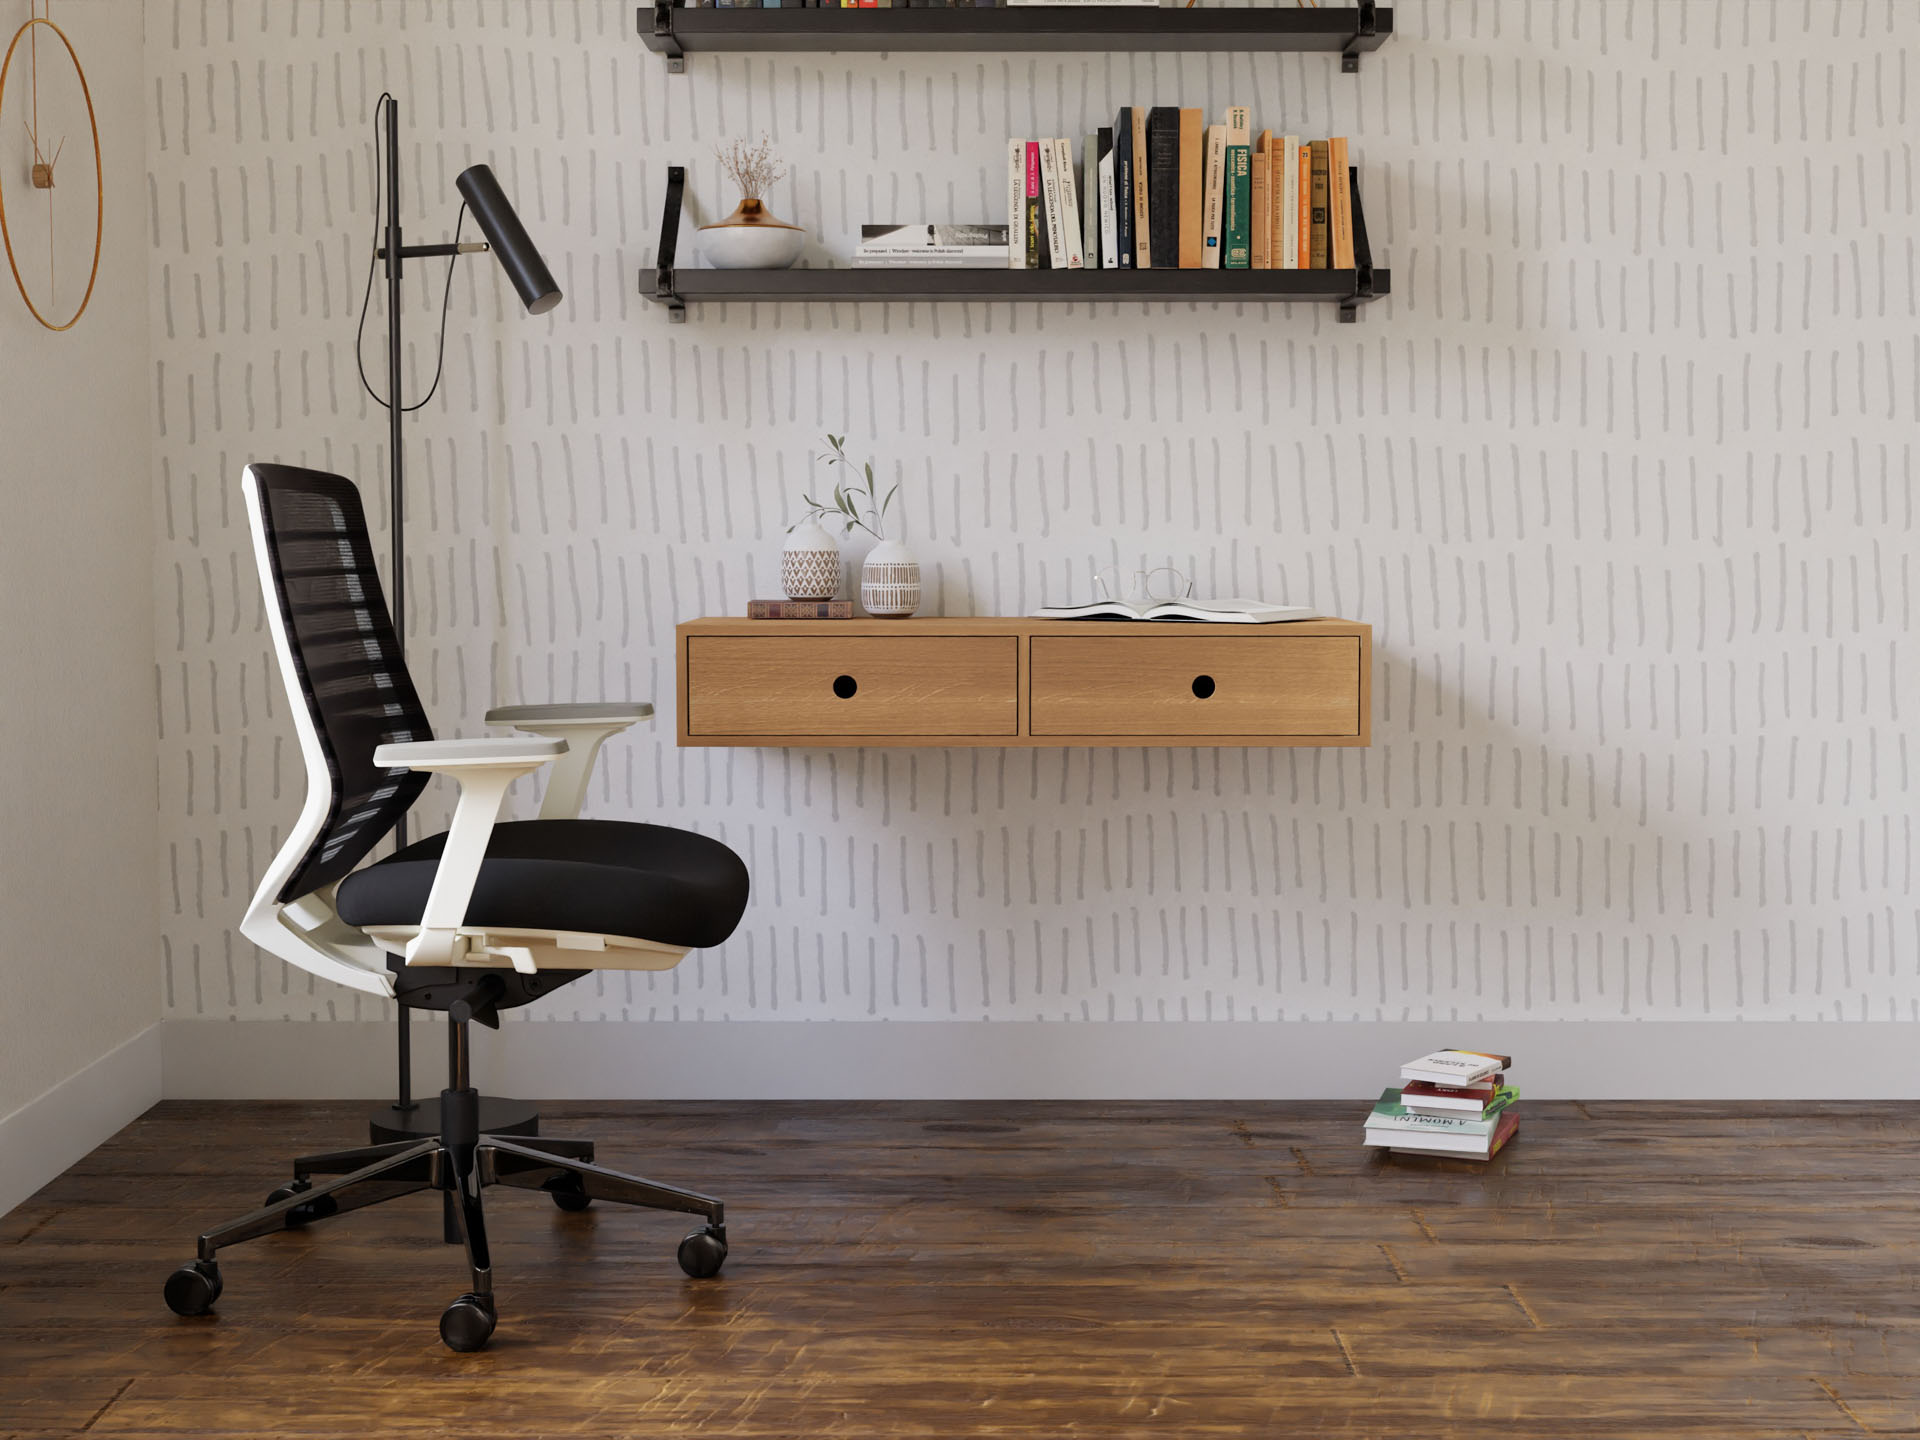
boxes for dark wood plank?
[1,1100,1914,1437]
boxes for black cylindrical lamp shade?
[455,164,562,315]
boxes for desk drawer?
[686,635,1019,737]
[1029,634,1362,737]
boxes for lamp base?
[368,1096,541,1143]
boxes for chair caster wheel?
[266,1178,333,1227]
[549,1182,592,1213]
[677,1226,727,1278]
[439,1293,496,1352]
[163,1259,222,1316]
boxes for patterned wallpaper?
[149,0,1920,1025]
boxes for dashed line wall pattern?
[147,0,1920,1025]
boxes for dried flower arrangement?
[716,136,787,201]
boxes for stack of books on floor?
[854,225,1010,268]
[1007,112,1368,272]
[1363,1050,1519,1161]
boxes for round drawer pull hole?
[832,675,859,699]
[1191,675,1217,699]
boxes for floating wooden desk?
[675,618,1371,748]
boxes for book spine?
[1250,132,1271,270]
[1053,137,1085,269]
[1296,141,1311,268]
[1007,138,1027,269]
[1177,108,1203,269]
[1278,136,1300,269]
[1223,143,1251,268]
[1097,127,1118,270]
[747,601,854,620]
[1329,136,1355,270]
[1112,109,1135,269]
[1146,108,1180,269]
[1082,132,1100,268]
[1200,124,1226,269]
[1025,141,1042,269]
[1308,139,1330,269]
[1038,139,1066,269]
[1131,108,1153,268]
[1348,166,1373,272]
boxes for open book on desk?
[1030,597,1321,624]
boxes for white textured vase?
[860,540,921,619]
[781,521,841,601]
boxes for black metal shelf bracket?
[648,2,685,73]
[1342,0,1379,72]
[655,166,687,322]
[1338,264,1376,324]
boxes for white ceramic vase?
[860,540,921,619]
[781,521,841,601]
[699,197,806,270]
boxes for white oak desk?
[675,618,1371,748]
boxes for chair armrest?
[375,737,568,773]
[485,702,653,726]
[484,702,654,821]
[373,737,567,966]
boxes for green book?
[1222,143,1252,269]
[1365,1087,1519,1136]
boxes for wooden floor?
[2,1100,1916,1438]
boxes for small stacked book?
[1363,1049,1519,1161]
[855,225,1010,268]
[747,600,853,619]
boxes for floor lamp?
[361,92,563,1144]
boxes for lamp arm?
[377,240,490,261]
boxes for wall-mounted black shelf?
[649,265,1389,320]
[639,3,1390,74]
[646,169,1386,322]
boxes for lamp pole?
[381,94,416,1124]
[358,95,560,1147]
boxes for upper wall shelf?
[638,3,1392,74]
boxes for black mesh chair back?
[248,463,432,902]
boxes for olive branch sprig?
[791,435,898,541]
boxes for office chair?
[162,463,750,1352]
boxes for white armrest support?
[374,736,567,966]
[484,702,654,821]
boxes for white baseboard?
[160,1019,1920,1101]
[0,1024,163,1217]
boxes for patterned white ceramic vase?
[781,520,841,601]
[860,540,921,618]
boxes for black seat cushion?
[335,820,749,951]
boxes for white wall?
[143,2,1920,1090]
[0,0,158,1207]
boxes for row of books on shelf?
[851,118,1368,273]
[1011,113,1367,272]
[1362,1049,1519,1162]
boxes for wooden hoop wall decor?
[0,15,103,331]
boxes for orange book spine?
[1328,136,1355,269]
[1250,134,1271,270]
[1296,142,1312,269]
[1177,108,1204,268]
